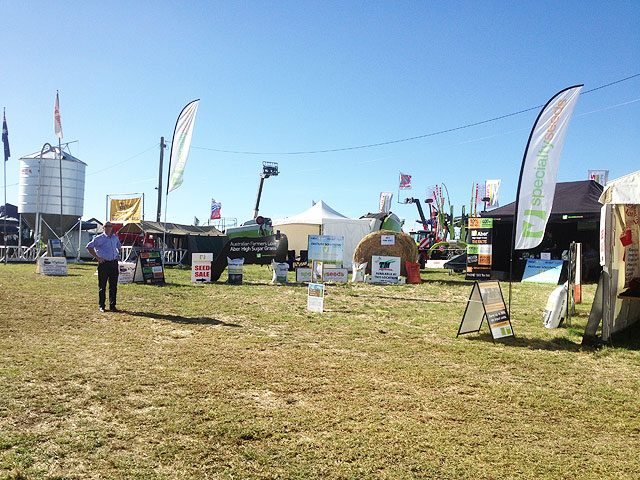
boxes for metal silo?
[18,143,86,239]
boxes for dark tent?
[481,180,603,280]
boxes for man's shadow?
[123,310,241,327]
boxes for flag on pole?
[485,179,501,207]
[194,216,200,226]
[2,110,9,162]
[54,91,63,139]
[399,172,412,190]
[210,199,222,220]
[379,192,393,214]
[167,99,200,193]
[514,85,583,250]
[588,169,609,186]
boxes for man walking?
[86,222,122,312]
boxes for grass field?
[1,263,639,479]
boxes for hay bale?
[353,230,418,276]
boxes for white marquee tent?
[272,201,373,266]
[585,170,640,343]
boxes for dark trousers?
[98,260,119,308]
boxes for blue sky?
[1,1,639,229]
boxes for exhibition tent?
[273,201,372,266]
[584,170,640,343]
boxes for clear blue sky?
[2,1,639,229]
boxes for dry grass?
[1,263,639,479]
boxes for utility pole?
[156,137,165,222]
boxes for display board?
[521,259,564,284]
[458,281,514,340]
[296,267,312,283]
[308,235,344,265]
[134,251,165,284]
[466,218,493,280]
[371,255,401,283]
[37,256,68,276]
[323,268,348,282]
[210,234,288,282]
[118,262,136,284]
[307,283,325,312]
[48,238,65,257]
[191,252,213,283]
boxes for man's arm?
[87,247,105,263]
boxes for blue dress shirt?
[86,233,122,261]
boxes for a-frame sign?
[458,281,514,341]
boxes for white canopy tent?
[273,201,373,266]
[585,170,640,343]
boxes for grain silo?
[18,143,86,239]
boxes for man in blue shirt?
[87,222,122,312]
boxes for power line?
[189,73,640,156]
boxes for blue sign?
[308,235,344,265]
[522,259,564,284]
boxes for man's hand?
[97,257,106,264]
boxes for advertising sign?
[110,197,142,223]
[371,255,401,283]
[118,262,136,284]
[47,238,65,257]
[521,259,564,284]
[37,256,68,276]
[323,268,348,282]
[381,235,395,246]
[307,283,325,313]
[588,169,609,186]
[191,252,213,283]
[466,217,493,280]
[308,235,344,265]
[458,281,514,340]
[296,267,312,283]
[134,251,165,284]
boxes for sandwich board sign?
[458,281,514,340]
[118,262,136,284]
[307,283,325,312]
[36,256,68,276]
[191,252,213,283]
[134,251,165,284]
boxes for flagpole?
[3,108,8,264]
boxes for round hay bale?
[353,230,418,276]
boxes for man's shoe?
[109,306,119,312]
[99,307,106,313]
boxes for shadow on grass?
[463,332,585,352]
[124,310,241,327]
[347,293,465,304]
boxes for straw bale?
[353,230,418,276]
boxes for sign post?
[134,251,165,284]
[191,252,213,283]
[458,281,514,341]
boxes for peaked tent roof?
[273,201,348,225]
[482,180,603,218]
[599,170,640,205]
[118,221,225,236]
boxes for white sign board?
[308,235,344,265]
[118,262,136,284]
[296,267,312,283]
[323,268,348,282]
[381,235,395,246]
[192,252,214,283]
[371,255,401,283]
[307,283,325,313]
[37,257,68,276]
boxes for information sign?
[521,259,564,284]
[37,256,68,276]
[307,283,325,312]
[191,252,213,283]
[381,235,395,246]
[458,281,514,340]
[323,268,348,282]
[308,235,344,265]
[47,238,65,257]
[371,255,401,283]
[118,262,136,284]
[466,218,493,280]
[134,251,165,284]
[296,267,312,283]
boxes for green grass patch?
[1,263,639,479]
